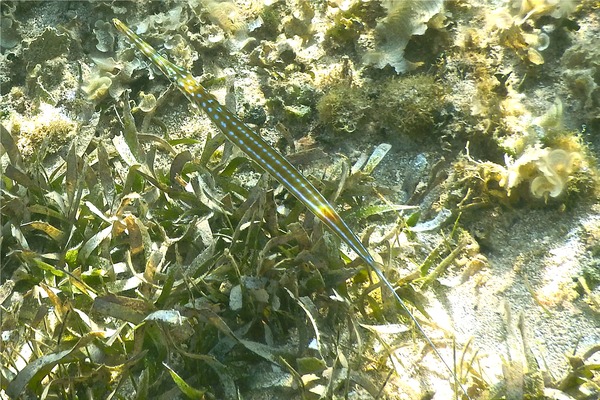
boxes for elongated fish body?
[113,19,470,399]
[112,18,374,267]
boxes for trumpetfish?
[112,18,470,398]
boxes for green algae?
[316,74,447,138]
[377,74,447,137]
[316,83,369,134]
[324,0,384,53]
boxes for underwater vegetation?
[317,74,448,139]
[323,0,385,53]
[562,41,600,117]
[1,0,599,399]
[362,0,446,73]
[377,74,447,137]
[8,103,77,158]
[504,146,584,199]
[316,82,370,134]
[451,130,595,207]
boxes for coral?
[83,22,157,105]
[485,4,558,68]
[449,156,510,207]
[483,0,576,71]
[325,15,362,52]
[163,34,196,69]
[190,0,267,50]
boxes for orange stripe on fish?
[112,18,471,399]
